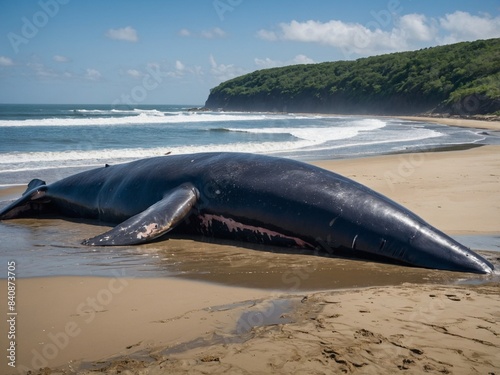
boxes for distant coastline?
[189,107,500,131]
[204,38,500,119]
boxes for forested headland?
[205,38,500,116]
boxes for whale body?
[0,152,493,274]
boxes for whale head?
[327,198,495,274]
[402,225,494,274]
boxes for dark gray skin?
[0,152,494,274]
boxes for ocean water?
[0,104,499,283]
[0,103,496,186]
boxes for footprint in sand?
[445,294,461,301]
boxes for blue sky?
[0,0,499,105]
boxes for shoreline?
[1,145,499,283]
[394,115,500,131]
[232,110,500,130]
[1,126,499,373]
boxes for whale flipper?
[0,179,49,219]
[82,183,199,246]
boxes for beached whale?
[0,152,493,274]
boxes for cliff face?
[205,39,500,116]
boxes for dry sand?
[1,279,499,375]
[1,142,499,374]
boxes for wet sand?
[1,144,499,374]
[1,278,499,375]
[396,115,500,131]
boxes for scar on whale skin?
[137,223,160,240]
[198,213,314,248]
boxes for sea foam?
[0,112,296,127]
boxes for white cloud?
[26,60,76,80]
[254,54,315,69]
[164,60,204,79]
[147,62,161,70]
[209,54,246,82]
[438,11,500,44]
[257,11,500,57]
[256,29,278,41]
[192,65,204,76]
[26,59,97,81]
[0,56,14,66]
[178,28,191,37]
[85,68,102,81]
[53,55,70,63]
[105,26,138,42]
[201,27,226,39]
[254,57,277,69]
[397,14,437,42]
[28,62,57,78]
[166,60,186,78]
[127,69,143,78]
[291,54,315,65]
[179,27,226,39]
[175,60,185,71]
[258,19,406,56]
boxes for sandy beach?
[1,119,499,374]
[397,115,500,131]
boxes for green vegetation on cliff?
[205,38,500,115]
